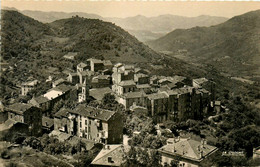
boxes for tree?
[102,93,116,105]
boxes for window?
[108,157,114,163]
[80,122,82,128]
[85,120,88,125]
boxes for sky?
[2,1,260,18]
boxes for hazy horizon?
[2,1,260,18]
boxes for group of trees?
[129,132,167,149]
[123,147,161,167]
[8,133,102,166]
[88,93,125,112]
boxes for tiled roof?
[147,92,168,100]
[125,65,135,70]
[53,78,65,84]
[54,108,72,118]
[63,52,77,60]
[193,78,208,85]
[89,87,113,101]
[77,62,88,68]
[165,86,194,96]
[53,84,73,93]
[123,91,147,99]
[92,75,110,81]
[44,90,63,100]
[42,116,54,128]
[91,144,130,166]
[103,60,113,66]
[114,63,124,68]
[70,105,116,121]
[136,84,151,89]
[159,138,217,162]
[87,58,103,64]
[31,96,49,104]
[21,80,38,86]
[6,103,34,115]
[196,88,210,94]
[79,70,95,76]
[119,80,136,87]
[69,72,78,76]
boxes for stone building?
[67,72,79,85]
[5,103,42,136]
[112,80,136,95]
[91,75,111,88]
[147,92,169,123]
[29,95,50,113]
[193,78,216,103]
[117,91,147,109]
[134,73,150,84]
[54,105,123,144]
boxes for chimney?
[178,136,180,142]
[107,145,110,150]
[197,145,200,152]
[200,151,203,158]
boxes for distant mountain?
[21,10,102,23]
[106,14,228,33]
[1,10,205,89]
[148,10,260,80]
[19,10,228,42]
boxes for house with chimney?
[91,144,130,167]
[159,138,218,167]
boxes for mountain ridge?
[17,9,228,42]
[147,9,260,80]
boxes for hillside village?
[0,56,244,167]
[1,8,260,167]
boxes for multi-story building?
[134,73,150,84]
[5,103,42,136]
[193,78,216,103]
[112,80,136,95]
[117,91,147,109]
[21,80,38,96]
[67,72,79,85]
[54,105,123,144]
[147,92,169,123]
[91,75,111,88]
